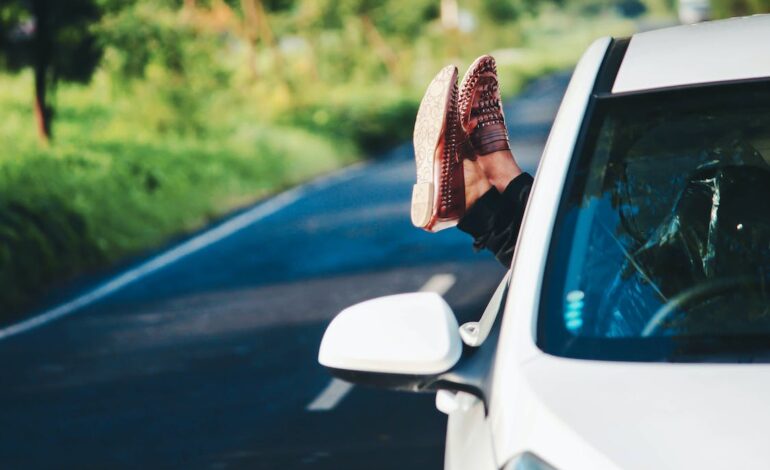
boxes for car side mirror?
[318,292,463,391]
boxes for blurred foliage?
[97,2,231,134]
[711,0,770,17]
[0,0,642,318]
[0,0,102,140]
[0,70,353,317]
[0,0,101,81]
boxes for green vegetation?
[0,0,102,142]
[711,0,770,18]
[0,71,353,317]
[0,0,645,318]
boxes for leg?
[458,55,523,194]
[464,158,492,210]
[454,55,533,267]
[411,54,531,255]
[476,149,522,194]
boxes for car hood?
[522,355,770,469]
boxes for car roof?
[613,14,770,93]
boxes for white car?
[678,0,711,24]
[318,16,770,470]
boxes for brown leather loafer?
[411,65,470,232]
[458,55,511,156]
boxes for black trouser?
[457,173,533,268]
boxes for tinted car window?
[539,81,770,362]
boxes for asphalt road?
[0,72,568,469]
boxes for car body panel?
[444,393,498,470]
[613,15,770,93]
[524,356,770,469]
[490,36,612,467]
[485,17,770,469]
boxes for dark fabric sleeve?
[457,172,534,268]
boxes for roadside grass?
[0,12,636,320]
[0,73,354,318]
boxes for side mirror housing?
[318,292,462,391]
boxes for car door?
[442,272,512,470]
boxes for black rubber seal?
[593,37,631,95]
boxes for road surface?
[0,73,568,469]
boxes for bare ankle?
[464,159,492,210]
[478,149,522,193]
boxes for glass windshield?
[538,81,770,362]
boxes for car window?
[538,80,770,362]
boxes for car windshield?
[538,81,770,362]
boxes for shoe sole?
[411,65,458,229]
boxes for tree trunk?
[440,0,461,58]
[252,0,292,91]
[31,0,53,143]
[240,0,260,78]
[441,0,459,30]
[360,15,402,84]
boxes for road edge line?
[0,161,370,341]
[306,379,355,412]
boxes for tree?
[0,0,102,143]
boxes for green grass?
[0,72,355,317]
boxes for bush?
[281,91,419,154]
[0,72,354,318]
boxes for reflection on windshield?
[539,82,770,362]
[599,164,770,338]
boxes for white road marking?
[307,272,457,412]
[0,163,369,341]
[306,379,354,412]
[419,273,457,296]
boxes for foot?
[458,55,511,155]
[411,65,469,232]
[459,55,522,192]
[464,159,492,209]
[477,149,522,193]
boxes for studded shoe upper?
[458,55,511,156]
